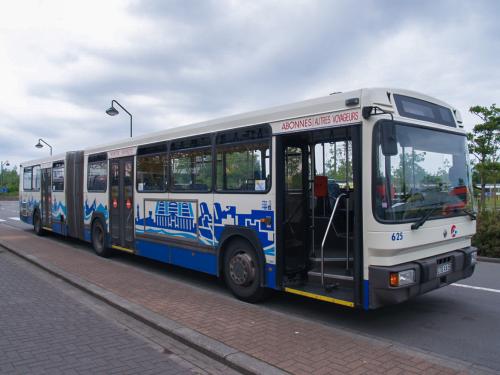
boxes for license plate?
[437,262,452,276]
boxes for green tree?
[467,104,500,211]
[0,165,19,196]
[393,150,428,195]
[482,161,500,211]
[285,147,303,189]
[326,141,352,184]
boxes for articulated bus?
[20,88,477,309]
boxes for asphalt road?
[1,200,499,373]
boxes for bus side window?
[52,161,65,192]
[23,167,33,191]
[216,142,270,192]
[136,153,167,192]
[170,148,211,192]
[88,160,108,192]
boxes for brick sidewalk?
[0,250,232,375]
[0,226,470,375]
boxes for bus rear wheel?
[223,239,266,303]
[91,220,112,258]
[33,211,44,236]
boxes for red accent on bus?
[444,186,467,214]
[376,184,395,201]
[450,186,467,203]
[314,176,328,198]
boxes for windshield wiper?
[411,205,442,230]
[458,208,477,220]
[411,204,476,230]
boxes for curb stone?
[0,241,289,375]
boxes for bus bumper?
[368,246,477,309]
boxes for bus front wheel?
[223,239,266,303]
[91,220,112,258]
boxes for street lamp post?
[0,160,10,188]
[35,138,53,156]
[106,100,133,138]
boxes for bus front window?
[373,121,475,223]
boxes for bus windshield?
[373,121,475,223]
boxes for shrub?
[472,210,500,258]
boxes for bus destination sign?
[272,109,360,134]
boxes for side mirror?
[381,123,398,156]
[362,106,373,119]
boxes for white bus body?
[20,88,477,309]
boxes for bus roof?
[21,153,68,168]
[22,87,462,165]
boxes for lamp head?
[35,141,43,149]
[106,106,119,116]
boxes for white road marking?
[0,219,5,222]
[452,283,500,294]
[8,217,20,221]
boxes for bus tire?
[223,238,266,303]
[33,211,44,236]
[91,219,112,258]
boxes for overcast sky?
[0,0,499,170]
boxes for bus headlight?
[389,269,415,287]
[470,251,477,265]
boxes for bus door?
[281,135,310,275]
[109,157,135,251]
[309,128,355,281]
[278,125,362,306]
[41,167,52,229]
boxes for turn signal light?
[389,270,416,287]
[390,273,399,287]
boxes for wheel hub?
[229,252,255,286]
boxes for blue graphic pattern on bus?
[26,196,38,212]
[84,199,109,222]
[20,196,38,219]
[135,201,197,241]
[135,201,275,261]
[52,198,67,219]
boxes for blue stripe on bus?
[83,228,91,242]
[170,246,217,275]
[135,238,217,276]
[363,280,370,310]
[135,239,169,263]
[265,264,277,289]
[20,215,32,224]
[51,222,66,235]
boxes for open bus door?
[277,125,363,308]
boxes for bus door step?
[308,271,353,281]
[334,233,354,240]
[284,284,355,308]
[309,256,353,263]
[307,270,354,291]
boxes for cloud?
[0,0,499,169]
